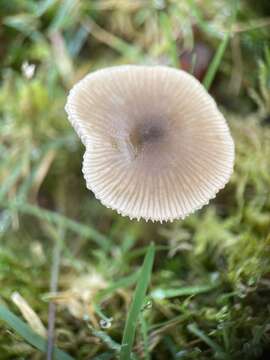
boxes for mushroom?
[65,65,234,222]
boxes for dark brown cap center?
[130,122,165,149]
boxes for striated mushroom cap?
[65,65,234,222]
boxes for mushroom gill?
[65,65,234,222]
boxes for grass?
[120,243,155,360]
[202,32,230,90]
[0,305,73,360]
[1,0,270,359]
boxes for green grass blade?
[120,243,155,360]
[202,0,238,90]
[90,326,121,352]
[82,18,141,61]
[139,313,150,360]
[4,200,109,250]
[0,305,74,360]
[35,0,55,17]
[162,336,179,359]
[202,32,230,90]
[151,283,218,300]
[0,158,26,202]
[17,135,76,202]
[187,323,226,358]
[159,12,179,67]
[49,0,75,32]
[92,352,115,360]
[97,271,139,299]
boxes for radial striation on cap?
[65,65,234,222]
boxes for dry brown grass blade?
[11,292,47,338]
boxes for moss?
[1,1,270,359]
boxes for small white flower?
[22,61,36,79]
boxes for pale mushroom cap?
[65,65,234,222]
